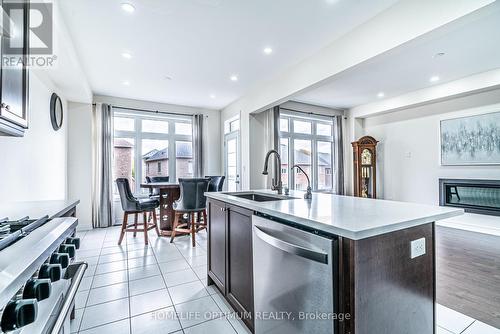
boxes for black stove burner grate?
[0,216,50,251]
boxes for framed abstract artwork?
[440,111,500,165]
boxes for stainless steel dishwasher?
[252,215,336,334]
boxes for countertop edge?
[49,199,81,219]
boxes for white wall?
[0,73,68,202]
[67,102,93,230]
[362,89,500,205]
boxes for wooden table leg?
[159,187,180,236]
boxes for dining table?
[140,182,180,236]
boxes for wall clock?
[50,93,63,131]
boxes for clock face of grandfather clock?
[352,136,378,198]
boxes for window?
[280,138,289,188]
[279,112,337,192]
[317,123,332,136]
[175,122,192,135]
[113,109,194,195]
[113,137,135,193]
[280,118,289,132]
[224,117,240,134]
[230,119,240,132]
[317,141,333,190]
[293,120,311,134]
[294,139,311,190]
[176,141,193,179]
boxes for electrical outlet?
[410,238,426,259]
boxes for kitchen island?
[205,190,462,334]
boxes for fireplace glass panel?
[446,185,500,210]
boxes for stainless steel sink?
[225,192,297,202]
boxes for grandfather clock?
[352,136,378,198]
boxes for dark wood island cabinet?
[207,199,254,331]
[205,191,461,334]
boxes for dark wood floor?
[436,225,500,329]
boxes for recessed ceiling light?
[433,52,445,58]
[123,80,130,86]
[230,75,238,82]
[325,0,339,4]
[121,52,132,59]
[263,47,273,55]
[377,92,385,98]
[210,94,216,99]
[121,3,135,13]
[429,75,440,83]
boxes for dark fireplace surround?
[439,178,500,216]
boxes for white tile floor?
[436,304,500,334]
[72,226,500,334]
[71,226,250,334]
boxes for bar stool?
[206,176,225,192]
[170,178,210,247]
[116,178,161,245]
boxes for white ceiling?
[58,0,400,109]
[294,2,500,109]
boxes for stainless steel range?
[0,211,86,334]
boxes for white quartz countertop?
[205,190,463,240]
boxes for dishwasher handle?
[253,226,328,264]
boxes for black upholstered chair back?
[116,178,137,212]
[206,176,225,192]
[146,176,170,196]
[149,176,170,183]
[175,178,210,212]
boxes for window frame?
[113,108,193,195]
[279,112,336,192]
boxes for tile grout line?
[149,230,185,333]
[459,320,476,334]
[76,229,236,333]
[126,230,133,334]
[76,229,111,333]
[172,232,239,333]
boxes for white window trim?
[279,112,335,192]
[113,109,193,195]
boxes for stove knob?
[39,263,62,282]
[23,278,51,301]
[0,299,38,332]
[59,244,76,258]
[50,253,69,269]
[65,237,80,249]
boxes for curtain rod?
[93,103,195,117]
[279,107,340,117]
[113,105,195,117]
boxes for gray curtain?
[91,103,114,228]
[192,114,204,177]
[263,107,280,188]
[335,115,345,195]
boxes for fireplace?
[439,179,500,216]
